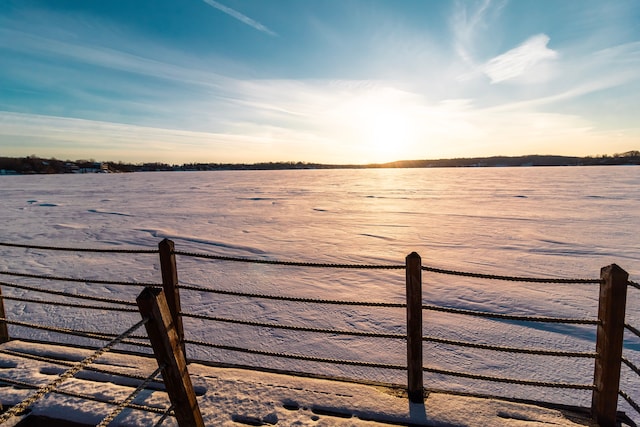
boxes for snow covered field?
[0,340,597,426]
[1,166,639,425]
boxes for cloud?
[202,0,277,36]
[483,34,559,83]
[0,110,334,163]
[451,0,507,66]
[2,4,637,164]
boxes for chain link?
[423,365,595,390]
[623,356,640,378]
[173,249,404,269]
[0,280,137,306]
[1,240,605,284]
[184,338,406,370]
[619,390,640,417]
[628,280,640,291]
[0,348,163,383]
[0,237,626,411]
[423,303,599,325]
[0,349,167,425]
[1,295,138,313]
[96,364,165,427]
[153,404,175,427]
[0,270,158,287]
[178,284,406,308]
[422,335,596,358]
[0,241,158,253]
[181,312,595,357]
[181,312,405,339]
[626,323,640,340]
[422,265,601,284]
[0,375,169,415]
[1,317,152,347]
[0,319,147,424]
[173,249,601,283]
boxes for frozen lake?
[2,166,638,275]
[1,166,639,416]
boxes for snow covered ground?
[0,340,597,426]
[0,166,639,425]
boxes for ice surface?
[0,166,639,425]
[0,340,596,426]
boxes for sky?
[0,0,639,165]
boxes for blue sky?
[1,0,639,164]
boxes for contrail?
[202,0,277,36]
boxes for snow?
[0,166,639,425]
[0,340,594,426]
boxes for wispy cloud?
[2,3,638,164]
[0,111,307,162]
[202,0,277,36]
[483,34,559,83]
[451,0,506,66]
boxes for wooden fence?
[0,238,637,427]
[153,239,632,426]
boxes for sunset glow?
[1,1,639,164]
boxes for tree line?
[1,151,639,174]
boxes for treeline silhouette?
[1,151,639,174]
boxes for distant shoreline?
[1,151,639,174]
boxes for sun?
[367,107,415,160]
[338,87,423,163]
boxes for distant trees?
[1,152,639,175]
[0,156,66,173]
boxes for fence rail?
[0,269,159,287]
[0,238,638,427]
[0,318,151,425]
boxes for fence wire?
[423,303,598,325]
[1,238,633,423]
[0,270,158,287]
[0,376,171,415]
[423,365,595,390]
[621,355,640,419]
[422,335,596,358]
[173,250,404,269]
[181,311,405,339]
[153,404,175,427]
[422,265,601,284]
[0,348,164,384]
[626,324,640,341]
[0,240,609,286]
[619,390,640,418]
[0,241,158,254]
[180,311,595,358]
[1,295,138,313]
[178,283,405,308]
[1,317,151,348]
[184,338,406,371]
[623,357,640,378]
[0,318,148,424]
[173,248,601,283]
[0,280,137,307]
[96,364,165,427]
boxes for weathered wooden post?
[0,285,9,343]
[159,238,185,356]
[592,264,629,427]
[137,287,205,427]
[406,252,424,403]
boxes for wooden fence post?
[592,264,629,427]
[137,287,205,427]
[0,285,9,343]
[159,239,185,356]
[406,252,424,403]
